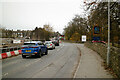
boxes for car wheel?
[22,54,26,58]
[45,50,48,55]
[52,46,54,49]
[37,50,41,58]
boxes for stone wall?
[84,42,120,78]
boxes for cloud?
[1,0,84,33]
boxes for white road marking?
[73,45,81,79]
[73,62,80,78]
[61,45,64,49]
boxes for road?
[2,42,81,78]
[2,42,112,78]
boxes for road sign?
[92,36,100,41]
[94,26,100,34]
[82,35,86,42]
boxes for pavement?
[1,42,113,78]
[75,44,112,78]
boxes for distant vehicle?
[60,35,64,40]
[21,41,48,58]
[44,41,55,49]
[0,43,8,48]
[52,39,59,46]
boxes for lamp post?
[107,0,110,66]
[84,0,111,66]
[118,1,120,47]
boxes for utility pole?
[118,1,120,47]
[107,0,110,66]
[84,0,111,66]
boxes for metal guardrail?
[0,46,21,54]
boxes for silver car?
[45,41,55,49]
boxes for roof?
[24,41,42,43]
[45,41,52,43]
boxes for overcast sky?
[0,0,85,33]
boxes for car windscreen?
[45,42,52,44]
[38,43,43,45]
[45,42,49,44]
[24,43,36,45]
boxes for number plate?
[26,50,31,52]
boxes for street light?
[84,0,111,66]
[107,0,110,67]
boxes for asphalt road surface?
[2,42,112,79]
[2,42,81,78]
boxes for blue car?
[21,41,48,58]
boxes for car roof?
[45,41,52,42]
[24,41,42,43]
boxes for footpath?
[75,44,113,78]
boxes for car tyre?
[22,54,26,58]
[37,50,41,58]
[45,50,48,55]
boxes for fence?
[0,46,21,54]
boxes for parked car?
[21,41,48,58]
[52,39,59,46]
[44,41,55,49]
[0,43,8,48]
